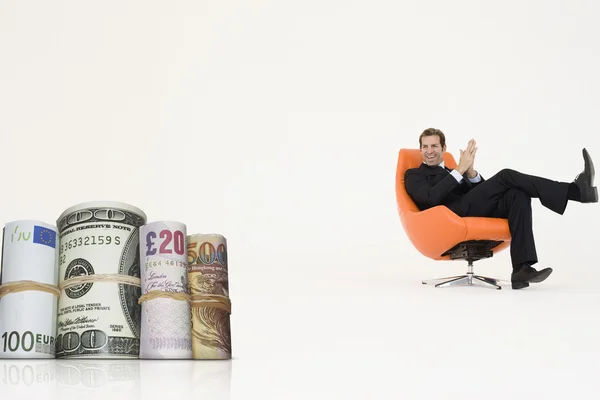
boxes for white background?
[1,0,600,399]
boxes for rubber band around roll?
[0,280,61,299]
[59,273,141,291]
[138,290,191,304]
[137,291,232,313]
[190,294,232,314]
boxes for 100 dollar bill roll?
[139,221,192,359]
[0,220,59,359]
[55,201,146,359]
[187,233,232,360]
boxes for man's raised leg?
[457,148,598,216]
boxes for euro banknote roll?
[0,220,60,359]
[187,233,232,360]
[138,221,192,359]
[55,201,146,359]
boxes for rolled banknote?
[138,221,192,359]
[0,220,60,359]
[55,201,146,359]
[187,234,232,360]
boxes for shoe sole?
[528,268,553,283]
[584,148,595,184]
[581,148,597,202]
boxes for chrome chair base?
[423,241,511,290]
[422,272,510,290]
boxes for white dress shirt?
[438,160,482,184]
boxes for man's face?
[420,135,445,166]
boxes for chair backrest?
[395,149,457,214]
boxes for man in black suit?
[404,128,598,289]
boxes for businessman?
[404,128,598,289]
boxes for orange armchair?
[395,149,512,289]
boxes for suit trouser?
[448,168,570,268]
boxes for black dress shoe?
[574,148,598,203]
[511,266,553,289]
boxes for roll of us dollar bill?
[187,233,232,360]
[0,220,60,359]
[138,221,192,359]
[55,201,146,359]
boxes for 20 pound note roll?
[139,221,192,359]
[187,234,232,360]
[0,221,59,358]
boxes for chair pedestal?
[422,240,510,290]
[422,266,507,289]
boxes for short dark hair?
[419,128,446,148]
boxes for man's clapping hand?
[457,139,477,176]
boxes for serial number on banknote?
[145,260,188,268]
[59,235,122,266]
[60,235,121,253]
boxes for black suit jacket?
[404,163,485,212]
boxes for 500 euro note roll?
[0,220,59,359]
[55,201,146,359]
[139,221,191,359]
[187,234,231,360]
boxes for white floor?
[2,270,599,400]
